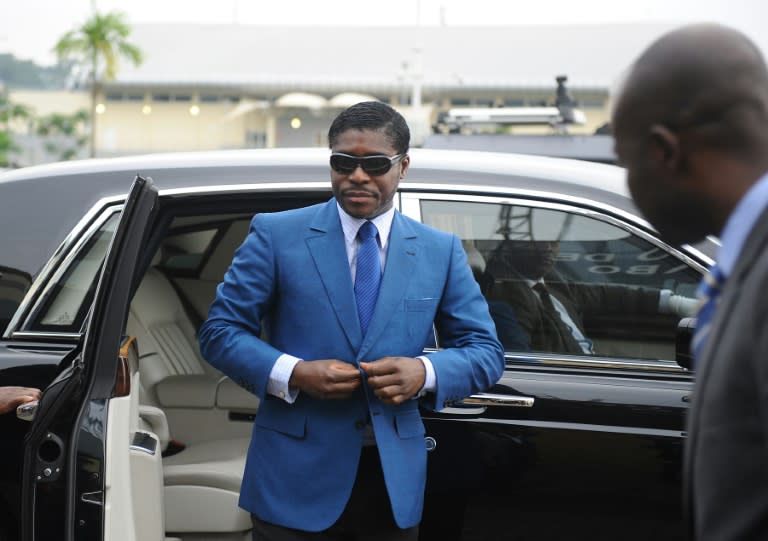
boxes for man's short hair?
[615,24,768,158]
[328,101,410,155]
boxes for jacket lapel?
[305,200,362,350]
[358,213,419,359]
[692,207,768,411]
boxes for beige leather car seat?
[128,264,217,406]
[127,254,253,535]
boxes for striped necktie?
[691,266,725,364]
[355,221,381,335]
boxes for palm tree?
[53,11,143,158]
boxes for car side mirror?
[676,317,696,371]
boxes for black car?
[0,148,715,541]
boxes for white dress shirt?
[266,204,436,403]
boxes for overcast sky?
[2,0,766,66]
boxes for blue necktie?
[355,221,381,335]
[691,266,725,363]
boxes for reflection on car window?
[421,199,702,361]
[31,213,120,332]
[0,265,32,335]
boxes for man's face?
[496,240,560,280]
[613,115,711,247]
[330,128,409,219]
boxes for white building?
[10,22,676,163]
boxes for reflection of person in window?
[465,243,531,352]
[483,239,696,355]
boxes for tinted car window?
[28,213,120,333]
[420,199,701,359]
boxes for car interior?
[121,197,326,540]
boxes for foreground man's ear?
[649,124,682,171]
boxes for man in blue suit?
[199,101,504,540]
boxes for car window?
[159,228,219,273]
[28,213,120,333]
[157,214,256,277]
[420,199,702,361]
[0,265,33,335]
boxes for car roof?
[0,147,636,278]
[0,147,627,195]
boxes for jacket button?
[355,420,366,430]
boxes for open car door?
[21,176,160,541]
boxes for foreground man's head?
[612,23,768,246]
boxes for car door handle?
[460,393,535,407]
[16,400,39,422]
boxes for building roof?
[113,23,678,93]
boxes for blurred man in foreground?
[613,23,768,540]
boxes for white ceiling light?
[328,92,378,108]
[275,92,328,109]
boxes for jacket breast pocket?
[405,298,439,312]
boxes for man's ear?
[648,124,682,170]
[399,155,410,178]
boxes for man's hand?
[360,357,426,405]
[0,386,41,415]
[289,360,361,400]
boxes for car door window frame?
[400,191,708,373]
[7,201,124,340]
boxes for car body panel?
[423,359,690,540]
[21,177,158,541]
[0,148,716,283]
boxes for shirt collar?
[717,170,768,278]
[336,203,396,248]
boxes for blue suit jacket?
[198,199,504,531]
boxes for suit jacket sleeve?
[554,279,661,317]
[198,214,284,399]
[421,234,505,411]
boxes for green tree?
[36,109,89,161]
[53,11,143,157]
[0,53,72,89]
[0,92,32,167]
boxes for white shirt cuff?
[658,289,698,317]
[267,354,302,403]
[658,289,672,312]
[418,355,436,395]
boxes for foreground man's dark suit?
[685,206,768,539]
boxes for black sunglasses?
[330,152,405,176]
